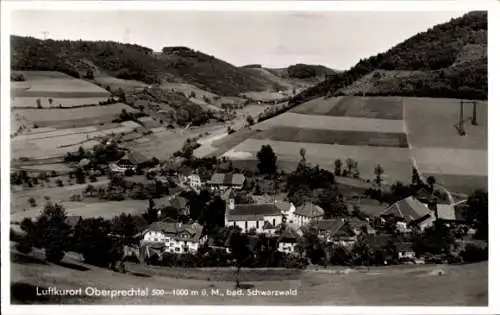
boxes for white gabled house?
[276,223,304,255]
[140,221,207,254]
[225,198,284,233]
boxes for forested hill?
[290,11,487,105]
[10,36,287,96]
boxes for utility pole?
[459,100,464,135]
[41,31,48,40]
[472,101,478,126]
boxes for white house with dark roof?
[209,173,246,190]
[141,221,207,254]
[290,202,325,227]
[225,198,283,233]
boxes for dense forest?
[10,37,283,96]
[290,11,487,104]
[286,64,338,79]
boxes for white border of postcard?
[1,1,499,314]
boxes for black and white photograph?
[0,0,494,311]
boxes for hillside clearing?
[12,103,137,129]
[12,122,140,160]
[11,96,110,108]
[292,96,403,120]
[11,71,110,97]
[93,75,148,91]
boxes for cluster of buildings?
[101,168,473,263]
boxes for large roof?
[382,196,432,222]
[210,173,245,186]
[436,200,468,221]
[294,202,324,218]
[277,223,303,242]
[123,150,150,164]
[144,221,204,242]
[309,219,354,237]
[226,203,282,221]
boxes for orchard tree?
[246,115,255,126]
[334,159,342,176]
[374,164,384,186]
[346,158,355,176]
[257,145,277,175]
[299,148,307,165]
[229,231,252,288]
[29,203,72,263]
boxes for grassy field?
[257,112,405,134]
[412,147,487,176]
[224,139,413,183]
[11,178,110,214]
[211,96,487,192]
[423,173,488,195]
[128,123,225,159]
[93,75,148,91]
[11,245,487,305]
[11,200,149,222]
[11,71,110,97]
[252,126,409,148]
[12,103,136,129]
[404,97,487,150]
[11,96,109,108]
[12,122,140,160]
[291,96,403,120]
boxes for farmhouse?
[209,173,246,190]
[309,219,358,247]
[141,221,206,254]
[225,198,283,233]
[381,196,434,231]
[290,202,325,227]
[346,217,376,235]
[178,169,202,190]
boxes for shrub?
[460,244,488,263]
[56,179,64,187]
[124,169,135,177]
[28,197,37,207]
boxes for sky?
[11,10,470,70]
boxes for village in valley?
[8,9,488,306]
